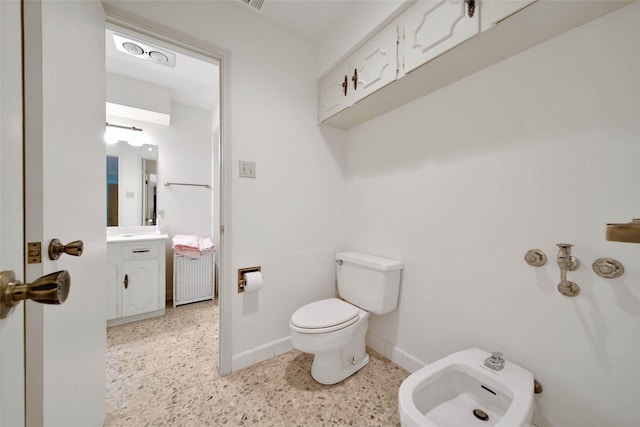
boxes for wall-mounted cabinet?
[107,235,167,326]
[402,0,479,74]
[318,24,400,123]
[319,0,631,129]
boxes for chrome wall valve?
[556,243,580,297]
[524,249,547,267]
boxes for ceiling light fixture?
[122,41,144,56]
[148,51,169,63]
[113,33,176,68]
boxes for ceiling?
[105,28,220,113]
[105,1,353,116]
[257,0,353,43]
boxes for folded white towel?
[172,235,199,249]
[172,235,216,258]
[199,237,216,253]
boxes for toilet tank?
[336,252,403,315]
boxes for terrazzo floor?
[105,300,410,426]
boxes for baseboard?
[231,336,293,372]
[365,331,425,373]
[107,308,166,327]
[230,332,427,375]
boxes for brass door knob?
[1,270,70,319]
[48,238,83,260]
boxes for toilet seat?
[290,298,360,334]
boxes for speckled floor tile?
[105,300,409,426]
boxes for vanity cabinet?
[318,24,400,122]
[107,236,167,326]
[402,0,479,74]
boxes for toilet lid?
[290,298,359,330]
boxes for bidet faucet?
[556,243,579,271]
[556,243,580,297]
[484,351,505,371]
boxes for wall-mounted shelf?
[606,219,640,244]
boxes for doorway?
[103,17,231,377]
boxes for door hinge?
[220,225,225,234]
[27,242,42,264]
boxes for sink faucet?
[484,351,505,371]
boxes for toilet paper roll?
[243,271,263,292]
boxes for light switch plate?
[239,160,256,178]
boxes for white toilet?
[289,252,403,385]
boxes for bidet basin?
[399,348,533,427]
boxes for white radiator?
[173,252,215,307]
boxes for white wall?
[157,103,214,299]
[102,1,348,362]
[340,3,640,427]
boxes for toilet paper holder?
[238,266,261,293]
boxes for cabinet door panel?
[318,63,350,122]
[122,259,159,317]
[351,24,399,103]
[404,0,479,74]
[480,0,537,32]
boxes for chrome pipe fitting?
[556,243,580,297]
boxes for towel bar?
[164,182,211,189]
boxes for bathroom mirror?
[106,142,158,226]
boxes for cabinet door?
[122,259,160,317]
[480,0,537,32]
[106,262,119,320]
[318,62,351,122]
[403,0,479,74]
[351,24,399,104]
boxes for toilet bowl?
[290,298,370,385]
[399,348,534,427]
[289,252,403,385]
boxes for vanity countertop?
[107,233,169,243]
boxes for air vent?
[238,0,267,14]
[112,34,176,68]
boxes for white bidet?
[398,348,534,427]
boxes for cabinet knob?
[352,68,358,90]
[124,274,129,289]
[342,74,348,96]
[465,0,475,18]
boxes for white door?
[403,0,479,74]
[23,1,106,426]
[0,1,26,426]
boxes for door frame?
[104,13,233,375]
